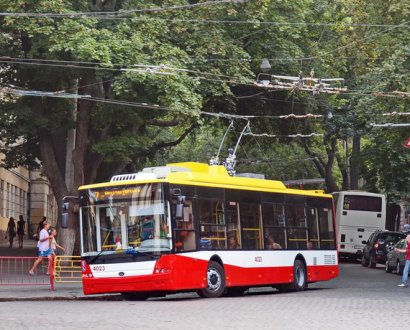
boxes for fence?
[54,256,82,283]
[0,255,82,289]
[0,256,51,286]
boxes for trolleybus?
[72,162,338,299]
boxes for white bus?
[332,191,386,259]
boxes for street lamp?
[260,58,271,72]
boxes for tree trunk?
[350,134,361,190]
[301,137,339,193]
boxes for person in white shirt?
[29,222,53,275]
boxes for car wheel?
[385,261,392,273]
[385,241,395,253]
[361,255,369,267]
[396,261,403,275]
[197,261,226,298]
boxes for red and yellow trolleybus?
[75,162,338,299]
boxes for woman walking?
[6,217,16,248]
[17,215,26,248]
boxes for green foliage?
[0,0,408,203]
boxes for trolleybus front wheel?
[197,261,226,298]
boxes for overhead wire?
[0,0,237,18]
[2,85,408,121]
[0,7,409,30]
[0,58,252,87]
[306,20,410,61]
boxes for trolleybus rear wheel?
[277,259,307,292]
[197,261,226,298]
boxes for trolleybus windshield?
[80,183,171,257]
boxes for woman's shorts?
[39,248,52,257]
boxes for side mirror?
[175,196,185,219]
[61,202,70,229]
[61,196,79,229]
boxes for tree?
[0,0,264,253]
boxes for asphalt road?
[0,261,408,330]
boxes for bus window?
[318,207,335,249]
[307,207,319,249]
[287,228,308,249]
[343,195,382,212]
[285,205,308,249]
[172,198,196,252]
[240,202,262,249]
[262,203,285,227]
[199,199,227,249]
[262,203,286,249]
[264,228,285,249]
[226,201,241,249]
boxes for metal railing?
[0,256,51,286]
[54,256,82,283]
[0,255,82,289]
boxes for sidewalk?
[0,235,121,301]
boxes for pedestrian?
[17,215,25,248]
[403,224,410,236]
[5,217,16,248]
[29,221,53,276]
[33,216,47,241]
[49,228,65,256]
[395,234,410,287]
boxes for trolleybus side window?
[240,202,262,249]
[318,207,336,249]
[262,202,285,249]
[306,207,319,249]
[173,197,196,252]
[198,199,227,249]
[226,201,241,249]
[285,204,308,250]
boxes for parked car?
[385,239,407,274]
[361,230,406,268]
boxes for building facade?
[0,163,57,238]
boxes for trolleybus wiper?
[88,250,105,264]
[126,248,159,260]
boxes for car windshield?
[80,183,171,256]
[379,233,405,242]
